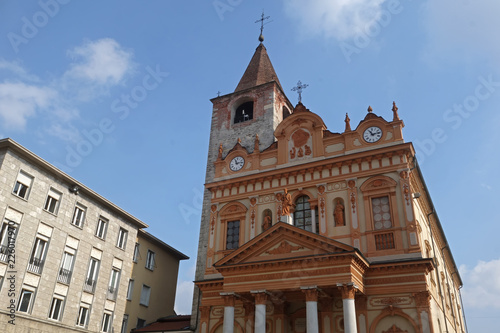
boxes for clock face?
[363,126,383,143]
[229,156,245,171]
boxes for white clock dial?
[363,126,383,143]
[229,156,245,171]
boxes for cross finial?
[255,10,271,42]
[291,80,308,103]
[217,91,221,97]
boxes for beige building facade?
[0,139,185,333]
[191,42,467,333]
[124,229,188,332]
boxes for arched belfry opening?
[234,101,254,124]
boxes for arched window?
[234,101,253,124]
[294,195,312,231]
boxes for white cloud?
[422,0,500,68]
[174,279,194,315]
[65,38,135,87]
[283,0,388,40]
[0,82,57,130]
[460,258,500,309]
[0,59,40,82]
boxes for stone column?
[252,291,268,333]
[337,284,358,333]
[301,287,319,333]
[221,293,236,333]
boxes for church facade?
[192,42,466,333]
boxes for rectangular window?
[13,170,33,199]
[372,196,392,230]
[145,250,155,270]
[72,204,86,228]
[116,228,128,249]
[18,288,35,313]
[48,295,64,320]
[44,188,62,214]
[107,268,120,301]
[226,220,240,250]
[121,314,129,333]
[57,248,75,284]
[101,311,113,333]
[95,217,108,239]
[28,235,48,274]
[137,318,146,329]
[84,257,100,293]
[133,243,140,262]
[0,220,18,262]
[140,285,151,306]
[77,305,90,327]
[126,279,134,300]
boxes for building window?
[57,249,75,284]
[372,196,392,230]
[101,311,113,333]
[145,250,155,270]
[234,101,254,123]
[137,318,146,329]
[13,171,33,199]
[28,235,48,274]
[225,220,240,250]
[84,257,100,293]
[0,219,18,262]
[71,204,86,228]
[126,279,134,300]
[140,285,151,306]
[107,268,120,301]
[44,188,62,214]
[133,243,140,263]
[18,288,35,313]
[76,305,90,327]
[95,217,108,239]
[294,195,312,231]
[116,228,128,249]
[121,314,129,333]
[48,295,64,320]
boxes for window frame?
[126,279,134,300]
[48,295,65,321]
[139,284,151,307]
[101,311,113,333]
[44,188,62,215]
[145,250,155,270]
[95,217,108,239]
[28,235,49,274]
[18,287,35,313]
[57,249,75,284]
[293,195,313,231]
[225,220,240,250]
[107,268,121,300]
[0,219,18,262]
[116,228,128,250]
[76,304,90,328]
[71,204,86,228]
[12,170,33,200]
[133,243,140,263]
[84,257,100,293]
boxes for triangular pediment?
[215,222,355,267]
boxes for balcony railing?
[57,268,72,284]
[375,232,395,250]
[83,278,97,293]
[27,257,44,274]
[107,286,118,301]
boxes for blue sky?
[1,0,499,331]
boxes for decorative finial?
[218,143,223,159]
[392,101,400,121]
[255,10,271,43]
[237,137,242,144]
[368,106,373,113]
[345,113,352,132]
[291,80,308,103]
[254,134,260,152]
[217,91,221,97]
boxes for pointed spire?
[234,43,282,92]
[392,101,400,121]
[367,106,373,113]
[345,113,352,132]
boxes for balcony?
[57,268,72,284]
[107,286,118,301]
[375,232,395,250]
[27,257,44,274]
[83,278,97,293]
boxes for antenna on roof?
[255,10,272,42]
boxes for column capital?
[413,290,431,309]
[337,283,358,300]
[251,291,268,305]
[200,306,211,321]
[221,292,237,307]
[301,286,319,302]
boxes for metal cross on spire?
[291,80,308,103]
[255,10,271,42]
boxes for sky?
[0,0,498,331]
